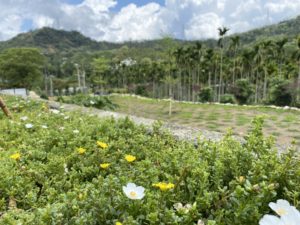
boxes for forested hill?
[237,15,300,44]
[0,27,120,52]
[0,15,299,53]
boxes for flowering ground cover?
[0,95,299,225]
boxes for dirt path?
[44,100,293,153]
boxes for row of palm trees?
[47,29,300,105]
[97,28,299,104]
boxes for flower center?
[129,191,137,198]
[276,208,287,216]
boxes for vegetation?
[0,96,299,224]
[109,95,300,148]
[0,48,45,89]
[58,94,118,110]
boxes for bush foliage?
[58,94,118,110]
[0,96,299,225]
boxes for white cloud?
[0,0,299,42]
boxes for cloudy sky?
[0,0,300,42]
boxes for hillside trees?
[0,48,45,89]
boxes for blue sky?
[0,0,299,42]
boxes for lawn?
[109,95,300,148]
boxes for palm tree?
[217,26,230,101]
[297,36,300,102]
[275,37,288,77]
[229,36,240,85]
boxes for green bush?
[59,94,118,110]
[231,79,254,104]
[220,94,236,104]
[0,96,299,225]
[198,87,214,102]
[268,79,293,106]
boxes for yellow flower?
[238,176,245,183]
[10,153,21,160]
[100,163,110,169]
[152,182,175,191]
[125,154,136,162]
[77,147,86,155]
[97,141,108,149]
[116,222,122,225]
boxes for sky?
[0,0,300,42]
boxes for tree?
[217,26,230,101]
[229,36,240,85]
[0,48,45,90]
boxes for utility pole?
[49,76,53,97]
[44,70,48,95]
[82,69,86,94]
[75,64,81,92]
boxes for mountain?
[0,15,299,53]
[0,27,120,53]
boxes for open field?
[109,95,300,148]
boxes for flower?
[125,154,136,162]
[97,141,108,149]
[116,222,122,225]
[10,153,21,160]
[90,100,95,105]
[59,127,65,130]
[152,182,175,191]
[123,183,145,200]
[25,123,33,129]
[174,203,192,214]
[77,147,86,155]
[20,116,28,121]
[259,200,300,225]
[269,199,294,216]
[41,125,48,129]
[100,163,110,169]
[73,130,80,134]
[50,109,60,114]
[197,220,205,225]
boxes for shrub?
[231,79,254,104]
[220,94,236,104]
[198,87,214,102]
[59,94,118,110]
[0,96,299,225]
[268,79,293,106]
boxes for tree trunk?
[255,71,259,104]
[263,70,268,100]
[218,50,223,102]
[297,61,300,102]
[0,97,12,118]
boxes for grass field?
[109,95,300,148]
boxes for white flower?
[73,130,80,134]
[64,116,70,120]
[50,109,60,114]
[260,200,300,225]
[41,125,48,129]
[269,199,294,216]
[281,207,300,224]
[25,123,33,129]
[64,163,69,174]
[197,220,205,225]
[20,116,28,121]
[90,100,95,105]
[259,215,283,225]
[59,127,65,130]
[122,183,145,200]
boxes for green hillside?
[0,15,299,52]
[0,27,120,52]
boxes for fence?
[0,88,27,97]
